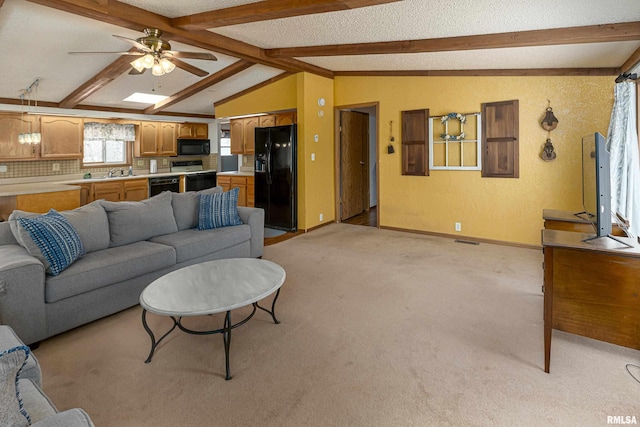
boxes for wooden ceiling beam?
[58,48,138,109]
[172,0,400,30]
[621,46,640,74]
[266,21,640,57]
[145,60,254,114]
[26,0,333,78]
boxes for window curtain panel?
[84,122,135,141]
[606,81,640,237]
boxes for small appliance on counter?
[149,159,157,174]
[171,160,217,191]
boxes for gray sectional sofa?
[0,188,264,346]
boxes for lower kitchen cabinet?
[217,175,254,207]
[85,178,149,204]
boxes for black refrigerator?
[254,124,297,231]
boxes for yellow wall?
[215,74,297,117]
[335,76,615,245]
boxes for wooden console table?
[542,226,640,373]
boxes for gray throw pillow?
[101,191,178,247]
[9,200,110,254]
[0,346,31,427]
[172,186,223,231]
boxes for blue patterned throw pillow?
[17,210,85,276]
[197,187,243,230]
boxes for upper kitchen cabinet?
[135,122,177,157]
[259,115,276,127]
[276,112,296,126]
[230,116,259,154]
[40,116,83,159]
[0,113,39,160]
[178,123,208,139]
[158,123,177,156]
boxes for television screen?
[581,132,612,238]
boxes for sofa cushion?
[18,378,57,425]
[197,188,242,230]
[0,326,41,388]
[45,241,176,303]
[101,191,178,247]
[149,224,251,263]
[172,186,223,231]
[12,210,85,276]
[0,346,31,426]
[9,201,110,254]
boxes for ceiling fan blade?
[69,51,144,56]
[128,67,147,75]
[113,35,151,52]
[170,58,209,77]
[165,51,217,61]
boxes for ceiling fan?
[69,28,217,77]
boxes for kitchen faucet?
[108,167,124,178]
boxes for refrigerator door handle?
[266,139,272,185]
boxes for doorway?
[334,103,379,227]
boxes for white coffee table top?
[140,258,286,317]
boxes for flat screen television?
[578,132,630,246]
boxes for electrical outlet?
[162,158,168,166]
[311,153,316,161]
[0,165,7,173]
[52,163,60,171]
[319,213,324,221]
[455,222,461,232]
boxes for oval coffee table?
[140,258,286,380]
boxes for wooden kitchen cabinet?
[123,179,148,201]
[0,113,38,160]
[246,176,254,207]
[16,190,80,213]
[40,116,84,159]
[230,117,259,154]
[79,183,93,205]
[158,123,177,156]
[276,112,296,126]
[217,175,252,207]
[89,178,148,204]
[178,123,208,139]
[135,122,176,157]
[259,115,276,127]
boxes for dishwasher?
[148,176,180,196]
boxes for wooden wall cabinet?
[230,117,259,154]
[276,112,296,126]
[482,100,519,178]
[259,115,276,127]
[178,123,208,139]
[135,122,176,157]
[401,109,430,176]
[40,116,83,159]
[0,113,38,160]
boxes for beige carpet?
[33,223,639,426]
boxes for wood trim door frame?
[333,102,380,228]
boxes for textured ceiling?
[0,0,638,119]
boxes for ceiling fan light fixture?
[151,61,165,77]
[160,58,175,73]
[142,53,155,69]
[130,58,146,73]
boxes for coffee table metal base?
[142,289,281,380]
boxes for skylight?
[123,93,169,104]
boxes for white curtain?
[606,81,640,237]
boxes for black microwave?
[177,139,210,156]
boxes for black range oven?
[185,171,217,192]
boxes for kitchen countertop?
[0,169,219,197]
[217,171,254,177]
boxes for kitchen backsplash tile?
[0,155,218,180]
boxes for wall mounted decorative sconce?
[540,100,558,161]
[387,120,395,154]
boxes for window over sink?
[82,122,134,167]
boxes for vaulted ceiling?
[0,0,638,120]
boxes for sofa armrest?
[31,409,95,427]
[0,245,47,345]
[237,207,264,258]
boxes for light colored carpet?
[33,223,639,426]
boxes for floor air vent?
[454,240,480,245]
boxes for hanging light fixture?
[17,78,41,145]
[131,53,176,76]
